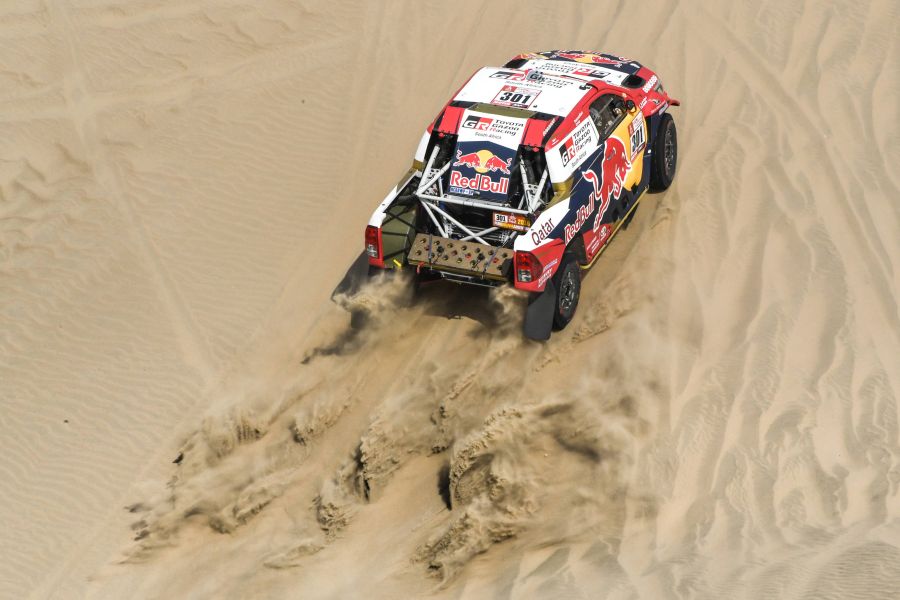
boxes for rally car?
[365,51,679,339]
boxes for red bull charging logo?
[564,136,631,244]
[450,149,512,197]
[452,149,512,174]
[555,52,624,66]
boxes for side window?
[588,94,626,138]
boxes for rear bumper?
[420,269,505,288]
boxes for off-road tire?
[552,257,581,330]
[649,113,677,191]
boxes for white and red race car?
[365,51,679,339]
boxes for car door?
[588,94,646,213]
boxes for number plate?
[491,85,540,109]
[492,211,531,232]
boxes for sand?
[1,0,898,598]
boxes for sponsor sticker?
[490,70,526,81]
[558,118,599,169]
[461,115,493,131]
[453,149,511,174]
[598,223,612,243]
[491,85,541,109]
[563,137,632,245]
[518,56,632,86]
[538,258,559,286]
[521,73,577,90]
[560,138,577,167]
[492,211,531,232]
[627,113,646,161]
[460,114,526,144]
[449,171,508,197]
[530,218,555,246]
[555,51,624,66]
[449,146,513,200]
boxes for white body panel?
[456,108,529,149]
[517,58,631,87]
[453,67,591,117]
[414,130,430,163]
[368,170,418,227]
[513,197,571,252]
[545,117,601,183]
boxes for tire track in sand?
[46,0,218,378]
[30,2,221,596]
[683,2,900,392]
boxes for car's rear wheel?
[552,256,581,330]
[649,113,677,191]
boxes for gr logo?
[462,115,493,131]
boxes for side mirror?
[626,99,637,112]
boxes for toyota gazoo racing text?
[365,51,680,339]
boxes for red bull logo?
[593,136,630,212]
[449,171,509,196]
[563,137,631,244]
[453,149,512,174]
[555,52,623,66]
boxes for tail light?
[365,226,383,265]
[515,251,542,283]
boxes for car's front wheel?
[553,257,581,330]
[649,113,677,191]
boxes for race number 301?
[492,85,540,109]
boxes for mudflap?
[523,279,556,341]
[331,252,371,299]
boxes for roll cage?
[413,129,552,246]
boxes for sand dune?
[1,0,898,598]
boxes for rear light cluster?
[515,251,542,283]
[365,226,382,261]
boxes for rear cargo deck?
[406,234,513,281]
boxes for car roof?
[452,67,593,118]
[451,51,645,118]
[511,51,643,87]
